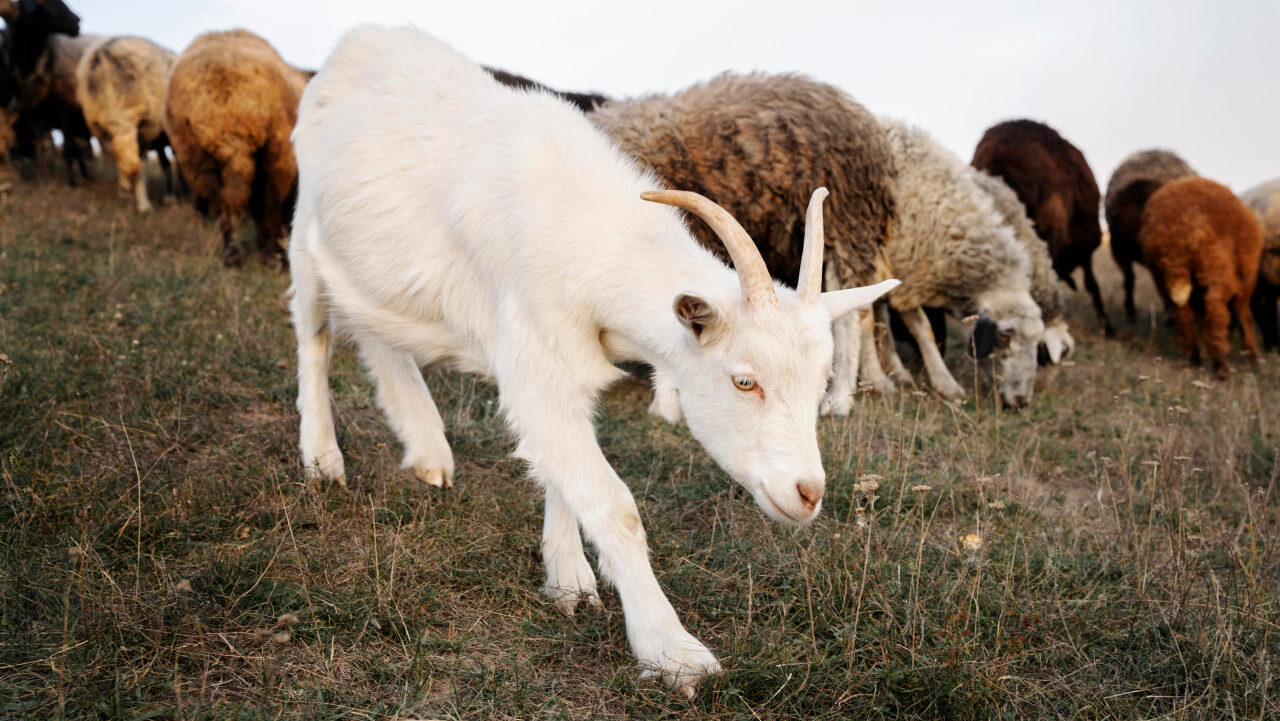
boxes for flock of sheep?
[4,0,1280,695]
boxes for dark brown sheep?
[589,73,899,413]
[2,0,95,184]
[971,119,1111,334]
[1241,178,1280,350]
[1104,149,1196,320]
[1138,177,1262,377]
[166,29,309,266]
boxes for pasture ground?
[1,167,1277,720]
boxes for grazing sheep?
[972,119,1112,335]
[1139,177,1262,376]
[165,29,309,266]
[589,72,900,416]
[1241,178,1280,350]
[971,169,1074,363]
[76,36,177,212]
[876,117,1044,406]
[291,25,896,692]
[1105,149,1197,320]
[2,0,96,184]
[484,66,608,112]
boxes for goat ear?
[674,294,721,343]
[820,279,900,320]
[969,313,998,359]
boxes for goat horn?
[796,187,828,303]
[641,189,777,308]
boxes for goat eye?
[732,375,758,392]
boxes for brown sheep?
[971,119,1112,335]
[165,29,309,266]
[1241,178,1280,350]
[2,0,97,184]
[1139,177,1262,377]
[76,36,177,213]
[589,73,898,416]
[1104,149,1196,320]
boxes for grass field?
[1,170,1277,720]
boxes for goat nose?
[796,480,824,512]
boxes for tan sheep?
[76,36,177,212]
[165,29,309,266]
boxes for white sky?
[70,0,1280,192]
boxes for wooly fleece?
[166,29,310,265]
[589,72,896,290]
[1139,176,1262,375]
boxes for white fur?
[288,25,895,693]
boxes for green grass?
[1,173,1277,720]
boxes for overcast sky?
[70,0,1280,193]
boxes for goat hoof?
[635,628,721,697]
[413,466,452,489]
[819,389,853,417]
[542,554,600,615]
[304,465,347,489]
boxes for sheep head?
[643,188,898,524]
[970,289,1045,408]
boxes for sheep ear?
[674,294,721,344]
[970,314,998,359]
[1039,322,1073,365]
[821,279,900,320]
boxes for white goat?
[289,26,896,694]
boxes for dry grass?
[1,169,1277,720]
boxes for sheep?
[290,25,897,692]
[1241,178,1280,350]
[1104,149,1197,321]
[1138,176,1262,377]
[75,36,177,213]
[484,66,608,112]
[588,72,900,417]
[165,29,310,266]
[1,0,96,184]
[971,119,1113,335]
[971,168,1074,363]
[874,117,1044,406]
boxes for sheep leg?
[876,302,915,385]
[1203,292,1233,378]
[357,338,455,488]
[820,263,863,416]
[1120,259,1137,322]
[1232,292,1260,363]
[499,343,718,695]
[155,145,174,198]
[820,310,861,416]
[541,485,600,614]
[108,130,151,213]
[902,306,965,399]
[1081,261,1114,336]
[289,242,344,485]
[1251,283,1279,351]
[859,310,897,395]
[217,153,256,266]
[1171,300,1201,367]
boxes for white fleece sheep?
[878,117,1044,406]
